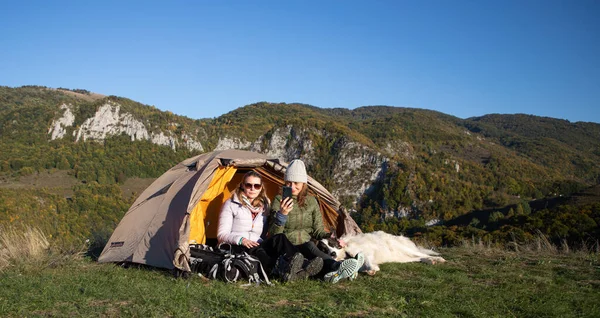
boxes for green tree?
[57,157,70,170]
[489,211,504,223]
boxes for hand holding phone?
[280,186,294,215]
[282,186,292,201]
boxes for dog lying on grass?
[317,231,445,275]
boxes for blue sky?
[1,1,598,123]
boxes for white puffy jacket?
[217,193,268,245]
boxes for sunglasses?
[244,183,262,190]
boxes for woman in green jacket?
[269,159,364,283]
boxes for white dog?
[318,231,445,275]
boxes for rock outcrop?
[214,137,251,151]
[48,102,203,152]
[330,139,386,200]
[250,126,314,163]
[48,103,75,140]
[74,103,149,143]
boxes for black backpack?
[189,244,272,286]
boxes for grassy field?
[1,241,599,318]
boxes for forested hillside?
[1,85,598,250]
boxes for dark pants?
[225,234,298,273]
[296,240,339,276]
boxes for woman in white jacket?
[217,171,322,282]
[217,171,268,247]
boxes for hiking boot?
[323,257,361,284]
[276,252,305,283]
[349,252,365,281]
[303,257,324,277]
[296,257,324,279]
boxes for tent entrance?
[188,167,282,245]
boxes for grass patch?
[0,170,79,197]
[1,244,599,317]
[0,225,86,274]
[120,177,156,199]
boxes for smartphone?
[282,186,293,201]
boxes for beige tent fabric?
[173,213,191,272]
[99,151,224,269]
[98,149,362,271]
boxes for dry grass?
[458,231,600,265]
[0,225,87,273]
[0,226,50,271]
[53,88,106,102]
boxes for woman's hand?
[241,238,260,249]
[279,197,294,215]
[337,238,347,248]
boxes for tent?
[98,149,362,272]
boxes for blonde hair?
[234,171,268,207]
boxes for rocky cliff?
[48,101,204,152]
[214,125,387,202]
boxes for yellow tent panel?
[188,166,238,244]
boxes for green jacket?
[268,194,329,245]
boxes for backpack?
[189,244,272,286]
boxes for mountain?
[1,85,598,248]
[463,114,600,181]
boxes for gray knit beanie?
[285,159,308,183]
